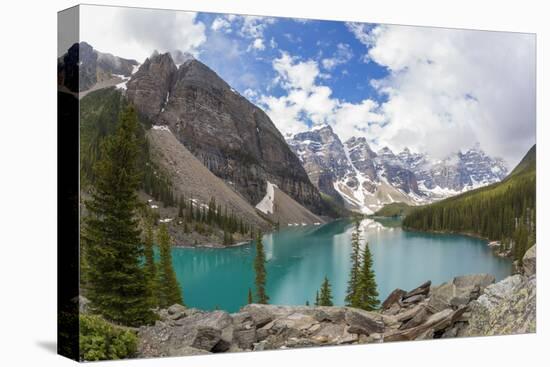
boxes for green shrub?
[79,314,138,361]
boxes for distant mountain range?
[287,125,508,214]
[64,41,510,223]
[402,144,535,262]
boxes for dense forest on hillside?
[80,88,176,205]
[80,88,256,245]
[373,202,416,217]
[403,145,536,262]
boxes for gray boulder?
[522,245,536,276]
[402,294,425,305]
[312,307,347,323]
[191,326,222,351]
[465,274,536,336]
[233,329,256,350]
[399,306,429,330]
[240,304,274,328]
[428,274,495,312]
[384,308,454,342]
[138,310,234,356]
[381,289,406,310]
[403,280,431,300]
[166,304,187,320]
[345,308,384,335]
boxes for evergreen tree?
[157,224,184,308]
[254,232,269,304]
[143,223,158,306]
[318,276,333,306]
[314,291,320,306]
[345,220,362,307]
[81,106,153,326]
[177,197,184,218]
[305,300,310,306]
[247,288,253,304]
[356,242,380,311]
[402,151,536,262]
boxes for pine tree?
[318,276,333,306]
[314,291,320,306]
[305,300,310,306]
[254,232,269,304]
[177,198,184,218]
[356,242,380,311]
[143,223,158,306]
[157,224,184,308]
[247,288,253,304]
[81,106,154,326]
[345,220,362,307]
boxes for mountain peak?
[344,136,367,146]
[146,50,175,65]
[378,146,395,156]
[171,50,196,66]
[311,124,334,133]
[126,52,324,215]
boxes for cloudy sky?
[78,5,536,168]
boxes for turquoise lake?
[170,218,512,313]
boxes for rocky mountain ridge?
[146,127,268,231]
[58,41,139,94]
[125,51,326,216]
[287,125,508,214]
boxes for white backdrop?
[0,0,547,366]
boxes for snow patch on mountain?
[113,73,131,90]
[341,141,370,213]
[152,125,171,132]
[287,125,508,214]
[256,181,277,215]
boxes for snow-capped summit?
[287,128,508,213]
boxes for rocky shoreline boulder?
[427,274,495,313]
[522,245,536,277]
[464,275,536,336]
[137,270,536,357]
[461,245,536,337]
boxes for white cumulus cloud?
[80,5,207,63]
[321,43,353,70]
[348,23,535,166]
[239,15,277,39]
[259,52,383,138]
[248,38,266,51]
[211,16,232,33]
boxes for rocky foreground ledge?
[138,247,536,357]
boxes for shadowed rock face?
[57,42,95,92]
[126,53,323,213]
[58,42,139,93]
[126,52,177,119]
[287,126,351,202]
